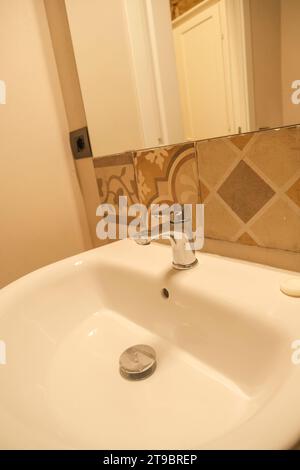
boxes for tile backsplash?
[94,152,139,211]
[197,127,300,253]
[93,125,300,268]
[133,143,200,207]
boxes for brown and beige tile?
[246,127,300,187]
[286,177,300,209]
[203,195,242,241]
[250,198,300,252]
[133,143,200,207]
[218,161,275,223]
[237,232,258,247]
[196,138,240,189]
[90,125,300,258]
[93,151,138,212]
[229,133,255,151]
[196,127,300,251]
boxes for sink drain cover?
[119,344,156,381]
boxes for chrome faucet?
[135,206,198,270]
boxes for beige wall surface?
[0,0,91,288]
[44,0,87,132]
[44,0,102,245]
[249,0,283,130]
[281,0,300,126]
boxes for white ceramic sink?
[0,239,300,449]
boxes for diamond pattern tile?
[286,178,300,208]
[218,161,275,222]
[229,133,254,151]
[196,139,238,187]
[246,127,300,187]
[237,232,257,246]
[251,199,300,252]
[203,195,241,241]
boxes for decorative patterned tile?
[246,127,300,187]
[200,180,210,201]
[94,152,133,168]
[218,161,275,223]
[93,152,138,212]
[133,143,200,207]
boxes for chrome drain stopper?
[119,344,156,381]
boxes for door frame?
[172,0,255,136]
[224,0,256,133]
[124,0,185,147]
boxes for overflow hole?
[161,288,169,299]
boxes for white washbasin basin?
[0,239,299,449]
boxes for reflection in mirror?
[63,0,300,157]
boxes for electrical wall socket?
[69,127,93,159]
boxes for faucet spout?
[134,211,198,270]
[168,232,198,270]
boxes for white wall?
[65,0,144,157]
[146,0,184,144]
[0,0,90,287]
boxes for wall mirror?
[63,0,300,157]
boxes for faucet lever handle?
[152,204,191,225]
[170,204,191,225]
